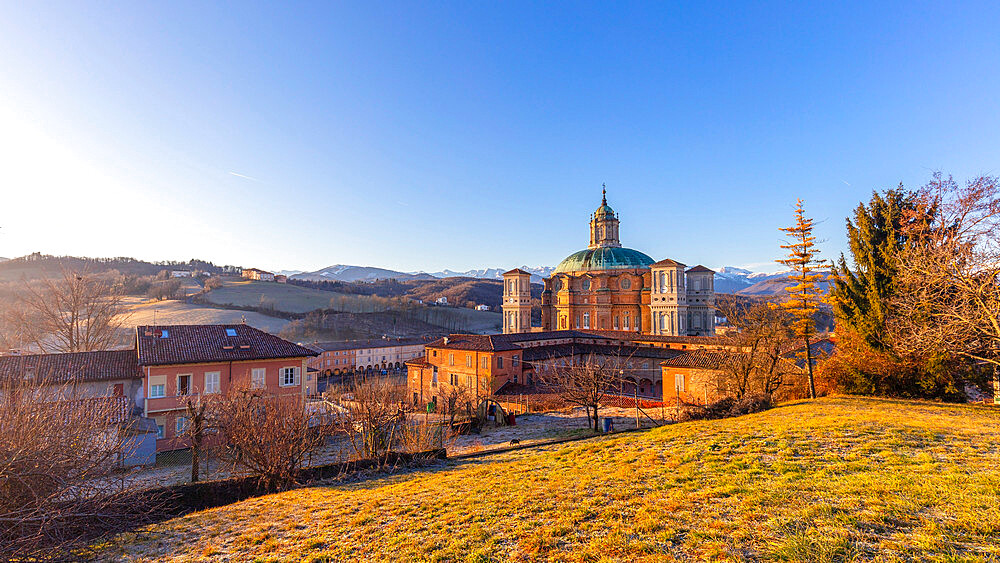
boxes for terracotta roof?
[136,325,318,366]
[405,356,431,367]
[311,337,431,352]
[426,334,518,352]
[650,258,686,268]
[686,265,715,273]
[660,350,742,369]
[577,330,725,346]
[0,349,139,385]
[521,343,684,362]
[503,268,532,276]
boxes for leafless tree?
[183,395,211,483]
[330,379,407,460]
[536,351,626,431]
[5,268,131,353]
[704,300,796,400]
[889,173,1000,394]
[212,385,326,490]
[0,379,151,560]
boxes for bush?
[678,394,771,422]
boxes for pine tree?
[777,200,827,399]
[830,187,918,351]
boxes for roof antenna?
[241,314,247,324]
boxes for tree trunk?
[804,333,816,399]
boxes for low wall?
[142,449,447,517]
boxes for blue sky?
[1,2,998,273]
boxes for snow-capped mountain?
[418,266,555,283]
[292,265,434,282]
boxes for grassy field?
[119,298,290,333]
[104,397,1000,561]
[203,279,501,333]
[201,279,343,313]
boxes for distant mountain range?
[292,265,555,283]
[716,266,833,295]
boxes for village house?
[242,267,275,282]
[308,337,430,377]
[405,330,707,408]
[0,349,157,466]
[136,324,317,451]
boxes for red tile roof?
[503,268,533,276]
[0,349,139,385]
[660,350,742,369]
[686,265,715,273]
[136,325,317,366]
[650,258,686,268]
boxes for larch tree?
[777,199,827,399]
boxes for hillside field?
[119,298,290,333]
[104,397,1000,561]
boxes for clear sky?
[1,2,998,273]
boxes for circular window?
[620,277,632,289]
[553,278,562,291]
[582,279,591,290]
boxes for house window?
[155,424,165,439]
[251,368,266,389]
[176,416,189,436]
[281,367,300,386]
[205,372,221,394]
[149,384,165,399]
[575,316,580,329]
[614,316,619,330]
[623,313,630,330]
[481,357,488,369]
[674,373,686,393]
[497,357,504,369]
[177,374,191,396]
[432,367,439,385]
[466,355,472,367]
[512,355,519,367]
[466,375,474,388]
[225,328,238,337]
[450,374,458,385]
[449,353,455,366]
[583,313,590,329]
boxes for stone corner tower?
[502,268,532,334]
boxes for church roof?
[651,258,686,268]
[554,246,655,273]
[503,268,532,276]
[686,265,715,273]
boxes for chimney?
[443,337,449,345]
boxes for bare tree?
[5,268,130,353]
[536,351,625,432]
[706,300,796,400]
[0,379,150,560]
[331,379,407,460]
[183,395,211,483]
[890,174,1000,396]
[212,386,325,490]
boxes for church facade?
[502,190,716,337]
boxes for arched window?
[660,314,668,331]
[660,272,667,293]
[623,312,630,330]
[583,312,590,329]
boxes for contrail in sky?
[229,171,262,182]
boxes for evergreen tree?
[830,187,918,350]
[777,200,827,399]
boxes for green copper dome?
[554,247,655,273]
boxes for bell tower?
[589,185,621,249]
[502,269,532,334]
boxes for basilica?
[502,189,716,337]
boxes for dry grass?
[120,298,290,333]
[103,397,1000,561]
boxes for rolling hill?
[106,397,1000,561]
